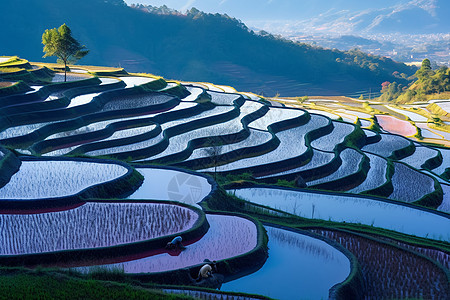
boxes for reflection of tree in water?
[202,137,224,181]
[201,129,245,178]
[267,227,339,262]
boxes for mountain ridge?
[131,0,449,34]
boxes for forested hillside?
[0,0,416,96]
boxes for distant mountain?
[129,0,449,34]
[0,0,417,96]
[126,0,404,22]
[241,0,449,35]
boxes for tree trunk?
[64,60,67,82]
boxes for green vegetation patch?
[0,81,32,97]
[0,66,54,84]
[0,269,193,300]
[0,56,31,69]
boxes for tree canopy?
[42,24,89,81]
[380,59,450,103]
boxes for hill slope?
[0,0,416,96]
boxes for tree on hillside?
[415,58,434,81]
[42,24,89,82]
[380,81,404,101]
[412,59,449,95]
[381,59,450,103]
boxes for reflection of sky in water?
[269,228,340,263]
[438,184,450,213]
[118,76,155,88]
[67,93,101,108]
[222,226,350,300]
[232,188,450,242]
[182,86,203,102]
[129,168,212,208]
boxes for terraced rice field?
[222,226,350,300]
[1,64,449,299]
[389,162,437,203]
[51,73,92,82]
[0,160,127,199]
[429,100,450,114]
[200,115,329,175]
[400,144,440,170]
[208,91,242,105]
[248,107,306,130]
[128,167,212,207]
[362,128,378,139]
[386,105,428,122]
[186,129,273,162]
[0,202,198,254]
[439,184,450,213]
[362,133,412,158]
[45,115,157,141]
[81,133,165,157]
[148,101,264,161]
[257,149,336,180]
[334,110,358,123]
[347,153,389,194]
[416,123,444,139]
[118,76,157,88]
[67,93,101,108]
[74,214,257,273]
[312,229,449,299]
[425,126,450,140]
[310,121,356,152]
[101,93,174,111]
[376,115,417,136]
[307,148,364,188]
[301,109,340,120]
[184,86,203,101]
[0,122,53,140]
[232,187,450,241]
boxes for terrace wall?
[0,81,32,97]
[0,148,21,189]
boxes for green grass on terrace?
[0,67,25,73]
[0,268,194,300]
[0,57,29,68]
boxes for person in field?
[196,261,217,282]
[165,236,186,250]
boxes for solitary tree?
[42,24,89,82]
[202,138,224,181]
